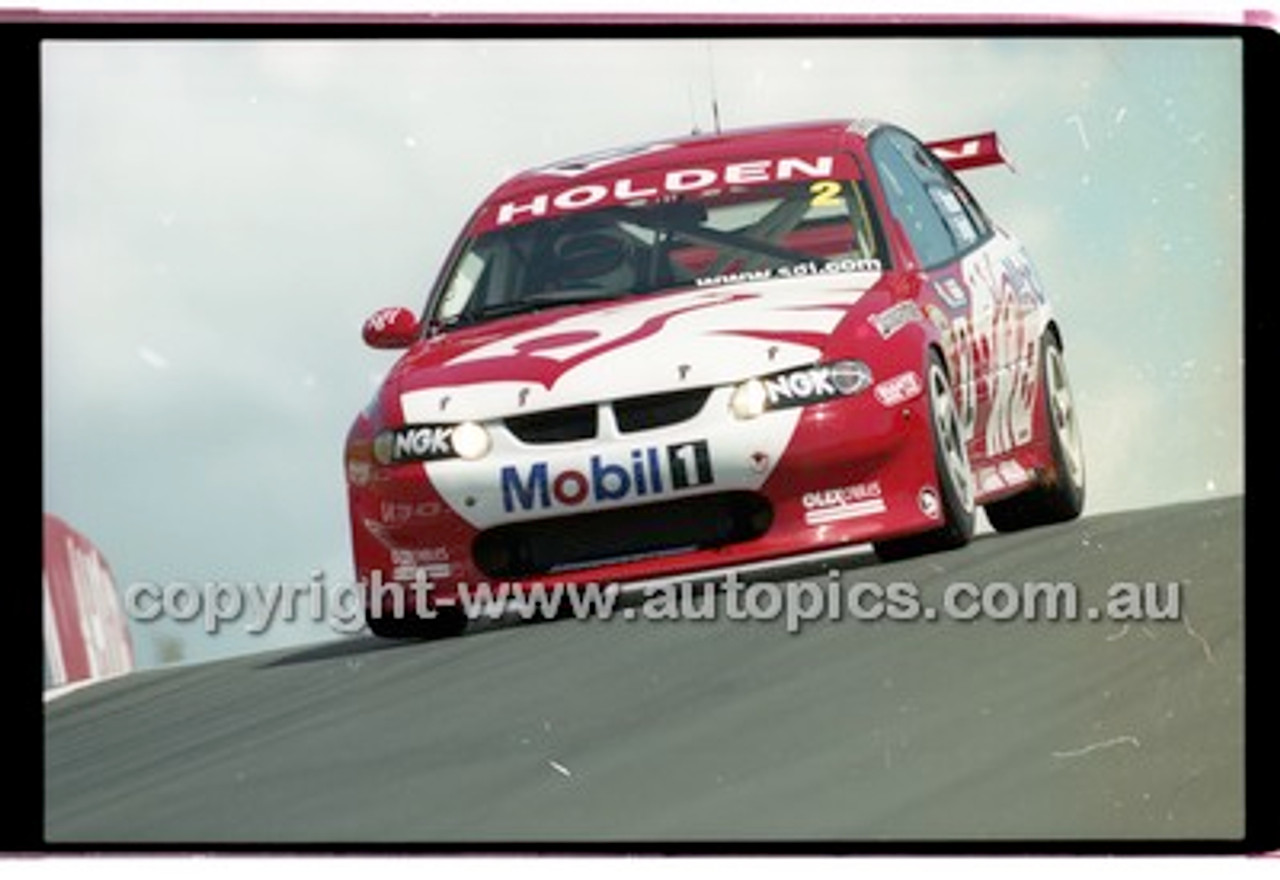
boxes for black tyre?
[984,333,1086,532]
[874,350,976,561]
[366,604,468,640]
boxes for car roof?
[486,117,882,205]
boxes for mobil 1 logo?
[499,438,715,513]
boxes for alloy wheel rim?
[930,364,975,514]
[1046,345,1085,488]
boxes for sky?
[41,36,1244,668]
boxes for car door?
[869,127,1035,469]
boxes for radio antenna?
[706,42,722,135]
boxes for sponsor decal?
[693,256,882,290]
[918,486,942,519]
[978,460,1034,496]
[930,135,989,164]
[763,362,871,407]
[379,500,444,524]
[1000,249,1047,306]
[802,480,886,526]
[873,370,924,408]
[390,547,451,582]
[500,439,715,513]
[367,306,408,333]
[492,155,837,228]
[930,188,979,247]
[999,459,1031,486]
[347,459,372,488]
[977,466,1005,497]
[962,244,1041,457]
[933,277,968,310]
[375,425,457,464]
[740,361,873,418]
[868,301,923,339]
[927,132,1009,172]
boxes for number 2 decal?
[809,180,842,207]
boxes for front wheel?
[985,333,1086,532]
[366,604,468,640]
[874,351,976,561]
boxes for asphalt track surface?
[45,496,1244,845]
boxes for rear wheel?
[874,351,976,561]
[985,334,1085,532]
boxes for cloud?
[136,346,170,371]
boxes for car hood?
[388,271,887,423]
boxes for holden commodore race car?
[344,118,1086,637]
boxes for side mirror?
[362,306,421,349]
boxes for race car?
[344,118,1086,637]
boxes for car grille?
[503,388,712,444]
[472,492,773,578]
[505,404,597,444]
[614,388,712,433]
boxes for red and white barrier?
[43,514,134,691]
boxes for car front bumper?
[347,373,948,613]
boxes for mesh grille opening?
[473,492,773,579]
[505,404,598,444]
[613,388,712,433]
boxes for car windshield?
[431,178,886,327]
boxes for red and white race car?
[345,118,1086,636]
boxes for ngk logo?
[500,440,714,513]
[764,366,838,406]
[761,361,873,409]
[375,426,455,464]
[396,426,453,459]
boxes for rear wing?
[926,131,1015,173]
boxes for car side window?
[943,172,992,244]
[870,131,956,268]
[872,129,992,269]
[905,135,992,249]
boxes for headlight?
[730,360,873,420]
[450,421,492,461]
[729,377,769,420]
[828,360,874,396]
[372,431,395,466]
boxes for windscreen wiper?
[447,290,623,328]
